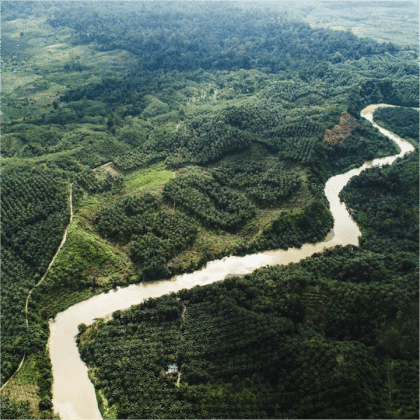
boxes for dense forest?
[373,107,419,146]
[1,1,418,419]
[28,2,403,71]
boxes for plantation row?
[340,151,419,255]
[2,170,70,277]
[373,106,419,146]
[212,161,301,207]
[79,306,186,419]
[74,171,124,195]
[277,135,320,163]
[1,167,69,407]
[169,118,254,166]
[237,200,333,254]
[259,79,317,102]
[219,104,287,133]
[95,194,197,276]
[113,150,168,172]
[105,100,332,174]
[162,173,256,231]
[79,237,419,419]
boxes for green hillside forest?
[1,1,418,419]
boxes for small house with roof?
[166,363,178,374]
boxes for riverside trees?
[80,146,420,416]
[373,107,419,146]
[2,0,419,417]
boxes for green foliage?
[238,200,333,253]
[163,173,256,231]
[278,135,320,163]
[312,119,400,181]
[259,79,315,102]
[2,2,419,417]
[1,168,69,383]
[380,359,419,418]
[38,224,123,291]
[34,352,54,412]
[95,194,197,277]
[1,394,34,420]
[212,160,301,207]
[117,118,152,147]
[162,116,255,168]
[348,78,419,117]
[140,96,170,119]
[218,103,287,133]
[1,124,62,158]
[79,296,190,419]
[129,212,198,276]
[95,194,160,242]
[74,171,124,195]
[373,107,419,146]
[113,150,167,172]
[46,1,401,73]
[340,151,419,254]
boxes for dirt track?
[1,183,73,392]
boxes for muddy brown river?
[50,105,415,419]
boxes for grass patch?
[13,354,40,386]
[85,367,119,420]
[32,217,133,319]
[124,165,175,194]
[32,194,135,318]
[43,221,131,288]
[1,379,39,417]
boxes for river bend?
[50,104,415,419]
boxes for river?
[49,104,415,419]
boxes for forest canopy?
[373,107,419,146]
[1,1,418,418]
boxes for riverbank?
[49,105,415,419]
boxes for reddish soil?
[323,111,358,144]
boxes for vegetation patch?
[41,222,129,292]
[1,380,39,417]
[373,106,419,147]
[124,166,174,195]
[2,2,418,417]
[322,111,359,144]
[163,173,256,232]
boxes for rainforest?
[1,1,419,419]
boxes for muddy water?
[50,105,415,419]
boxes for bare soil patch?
[94,162,120,176]
[323,111,359,144]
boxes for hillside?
[1,2,418,419]
[79,145,419,419]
